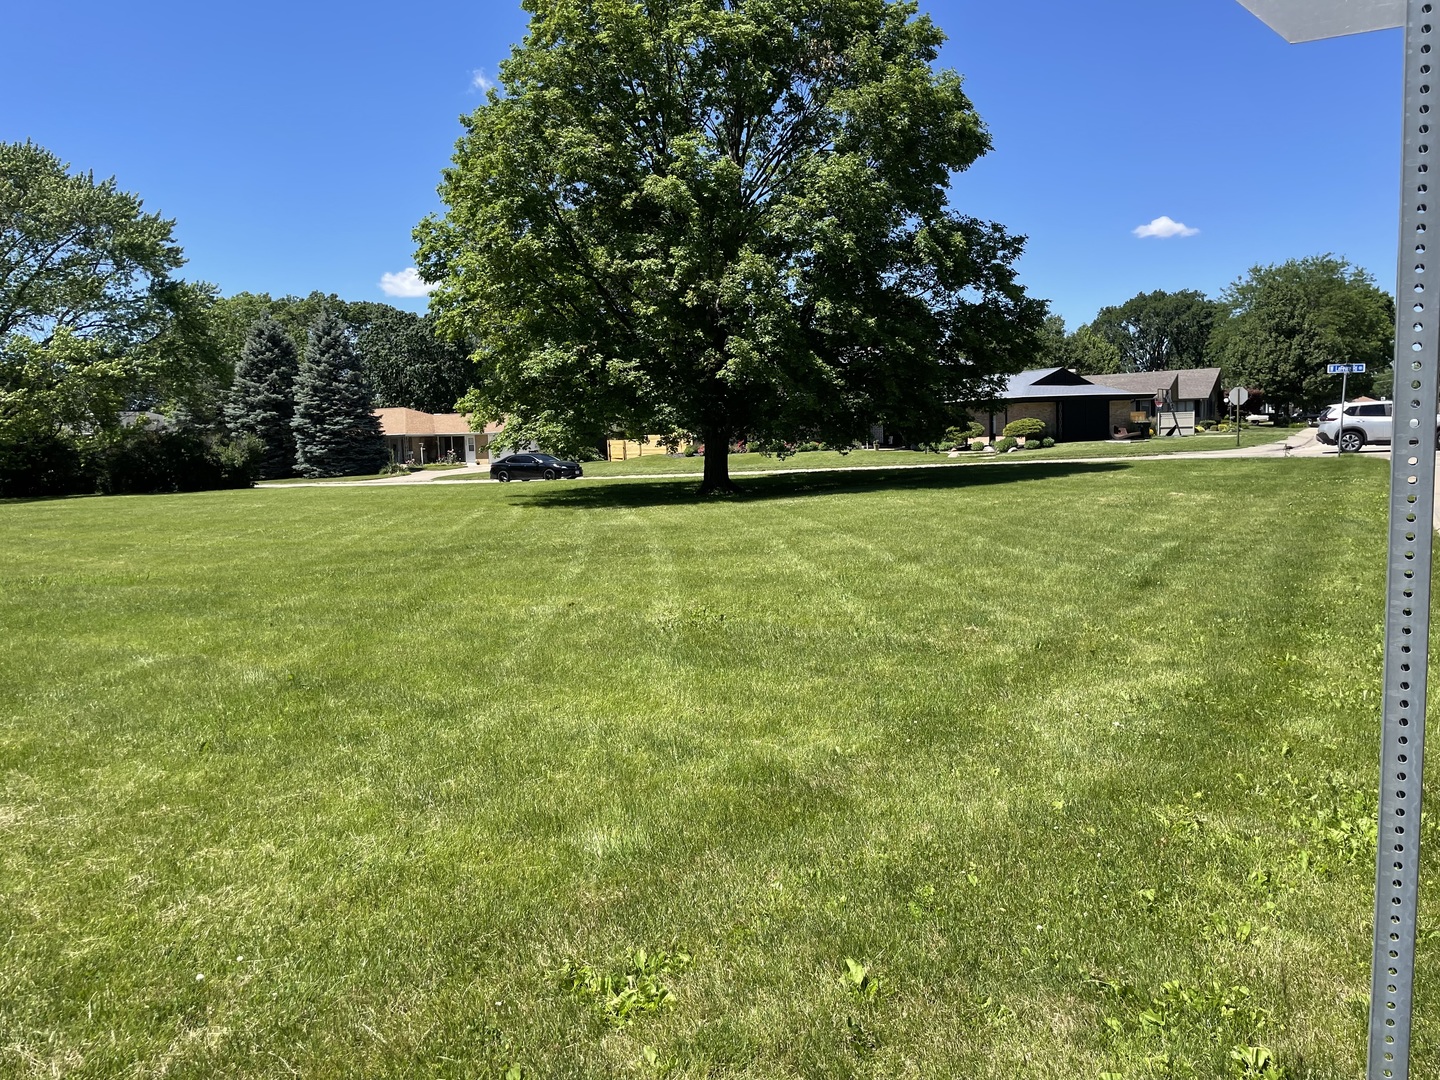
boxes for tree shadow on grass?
[514,459,1135,510]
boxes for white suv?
[1317,401,1392,452]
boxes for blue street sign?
[1328,363,1368,374]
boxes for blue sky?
[0,0,1406,329]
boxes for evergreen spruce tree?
[224,314,298,478]
[292,308,388,477]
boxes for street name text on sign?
[1329,363,1369,374]
[1237,3,1435,1078]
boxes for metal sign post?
[1333,364,1352,449]
[1228,387,1250,447]
[1328,364,1371,453]
[1237,4,1436,1077]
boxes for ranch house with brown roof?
[374,408,504,466]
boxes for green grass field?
[1,457,1431,1078]
[541,429,1293,480]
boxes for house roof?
[1085,371,1178,398]
[1088,367,1223,401]
[375,408,502,437]
[1001,367,1141,401]
[1175,367,1222,400]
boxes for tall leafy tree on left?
[0,141,222,494]
[224,315,299,479]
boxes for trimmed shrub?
[1002,417,1047,440]
[995,436,1018,453]
[795,441,824,453]
[1040,437,1055,448]
[943,423,984,449]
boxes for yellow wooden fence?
[605,436,674,460]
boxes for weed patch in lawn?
[558,947,692,1027]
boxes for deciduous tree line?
[1037,257,1396,416]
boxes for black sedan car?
[490,453,584,482]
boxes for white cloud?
[1133,215,1200,239]
[379,268,438,298]
[472,69,493,92]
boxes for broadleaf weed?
[556,947,691,1027]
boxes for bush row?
[0,427,262,499]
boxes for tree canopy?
[355,308,475,413]
[0,141,237,495]
[209,293,473,416]
[1088,289,1218,374]
[1064,325,1124,376]
[0,141,221,433]
[225,314,299,479]
[1207,255,1394,414]
[292,309,388,478]
[416,0,1044,490]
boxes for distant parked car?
[490,453,584,482]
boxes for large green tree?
[291,310,388,478]
[416,0,1044,492]
[1208,255,1395,415]
[0,141,221,439]
[210,293,373,371]
[1065,325,1124,376]
[225,314,299,478]
[355,308,475,413]
[1088,289,1218,374]
[1032,313,1069,369]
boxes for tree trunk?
[699,428,737,495]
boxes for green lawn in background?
[256,471,394,485]
[542,428,1294,480]
[0,456,1427,1078]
